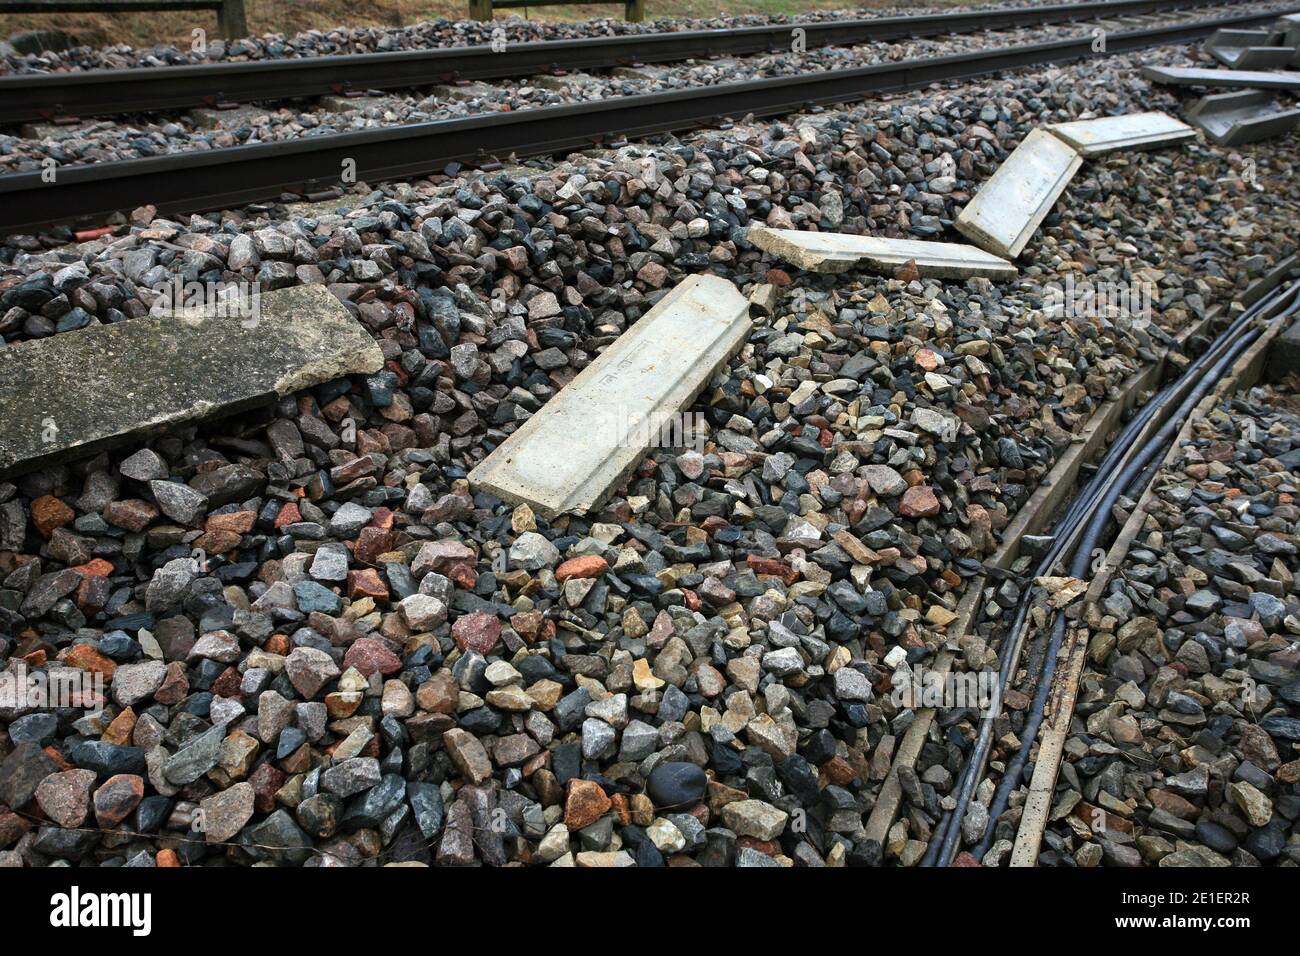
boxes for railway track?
[1,6,1293,235]
[0,0,1252,125]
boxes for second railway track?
[0,0,1258,125]
[0,6,1293,235]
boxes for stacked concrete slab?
[1149,15,1300,145]
[749,112,1194,278]
[954,113,1192,260]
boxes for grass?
[0,0,960,51]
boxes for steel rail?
[0,0,1247,124]
[0,8,1292,235]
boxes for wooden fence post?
[217,0,247,37]
[468,0,493,22]
[624,0,644,22]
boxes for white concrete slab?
[469,275,751,519]
[746,226,1016,279]
[1143,65,1300,89]
[954,128,1083,260]
[1045,112,1196,157]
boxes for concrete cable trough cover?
[1186,88,1300,144]
[745,226,1017,279]
[469,274,751,519]
[1044,110,1196,156]
[1143,63,1300,87]
[1205,28,1299,68]
[954,128,1084,259]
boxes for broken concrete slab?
[532,73,602,92]
[469,275,750,519]
[187,105,271,130]
[1143,65,1300,89]
[0,285,383,479]
[1045,111,1196,157]
[317,94,387,113]
[746,226,1016,279]
[1186,89,1300,145]
[429,81,499,102]
[954,128,1083,259]
[1206,29,1296,70]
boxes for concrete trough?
[1143,65,1300,89]
[954,128,1083,259]
[0,285,383,479]
[1206,29,1296,69]
[1278,13,1300,47]
[745,226,1017,279]
[1045,111,1195,157]
[1186,89,1300,144]
[469,274,751,519]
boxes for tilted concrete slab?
[1186,89,1300,145]
[1143,65,1300,89]
[0,285,383,479]
[469,275,751,519]
[746,226,1017,279]
[954,128,1083,260]
[1045,111,1196,157]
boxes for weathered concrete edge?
[0,286,383,480]
[747,226,1017,279]
[470,277,753,520]
[1045,125,1197,157]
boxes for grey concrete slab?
[953,128,1083,260]
[1277,13,1300,47]
[1045,111,1195,157]
[187,105,270,130]
[1186,89,1300,145]
[317,94,388,113]
[1143,65,1300,89]
[0,285,383,479]
[1266,313,1300,380]
[747,226,1016,279]
[469,275,750,519]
